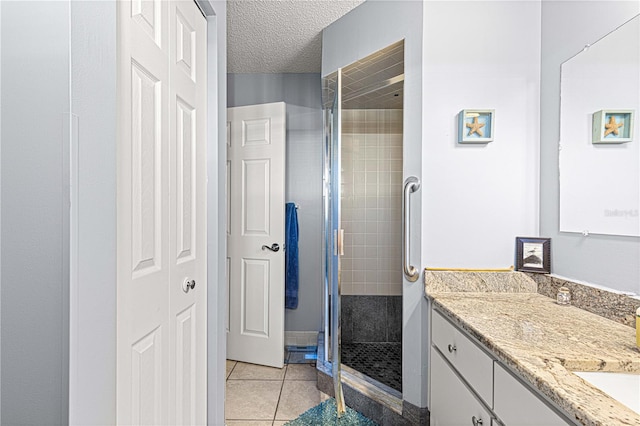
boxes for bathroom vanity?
[431,309,569,425]
[424,272,640,426]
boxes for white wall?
[0,3,3,421]
[1,2,71,424]
[541,0,640,294]
[207,2,227,424]
[422,0,541,270]
[68,2,117,423]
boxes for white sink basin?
[575,371,640,415]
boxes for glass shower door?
[322,39,407,403]
[331,69,345,413]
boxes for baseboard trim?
[285,331,319,347]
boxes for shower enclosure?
[321,41,408,398]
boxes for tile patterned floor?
[226,360,329,426]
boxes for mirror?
[559,15,640,237]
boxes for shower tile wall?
[341,109,403,296]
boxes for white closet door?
[168,1,207,425]
[117,1,207,424]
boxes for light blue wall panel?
[1,2,70,424]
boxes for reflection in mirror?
[559,15,640,237]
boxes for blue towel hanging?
[285,203,299,309]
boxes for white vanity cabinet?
[494,363,568,426]
[431,309,494,406]
[431,347,494,426]
[430,308,573,426]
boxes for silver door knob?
[472,416,483,426]
[182,278,196,293]
[262,243,280,252]
[448,344,457,353]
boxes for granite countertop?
[424,271,640,426]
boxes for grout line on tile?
[227,361,237,380]
[226,378,286,381]
[272,369,287,424]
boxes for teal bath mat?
[284,398,378,425]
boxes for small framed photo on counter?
[515,237,551,274]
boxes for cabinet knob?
[448,344,457,353]
[471,416,483,426]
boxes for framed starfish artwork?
[457,109,494,143]
[592,110,634,143]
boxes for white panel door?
[168,2,207,425]
[227,102,286,368]
[117,1,207,424]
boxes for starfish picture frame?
[592,110,635,143]
[458,109,495,143]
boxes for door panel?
[227,102,286,368]
[175,305,197,425]
[130,61,163,277]
[168,1,207,425]
[131,328,163,425]
[117,0,170,422]
[117,1,206,424]
[242,258,270,336]
[175,9,196,81]
[131,0,162,46]
[175,98,196,263]
[243,119,271,146]
[242,159,271,235]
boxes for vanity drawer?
[494,363,569,425]
[432,309,494,406]
[430,347,494,426]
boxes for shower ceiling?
[322,40,405,109]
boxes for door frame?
[67,1,228,425]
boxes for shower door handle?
[333,229,345,256]
[403,177,421,282]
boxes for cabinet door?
[431,348,494,426]
[432,310,494,405]
[494,364,569,426]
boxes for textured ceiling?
[227,0,365,73]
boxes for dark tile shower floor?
[341,342,402,393]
